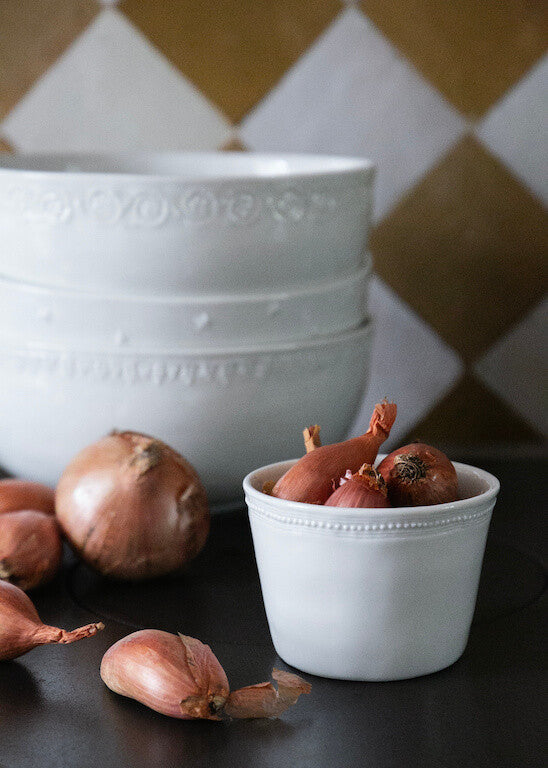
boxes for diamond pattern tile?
[475,298,548,437]
[403,373,545,447]
[371,135,548,362]
[220,136,249,152]
[0,0,99,120]
[241,7,465,219]
[361,0,548,117]
[476,55,548,206]
[121,0,341,123]
[0,0,546,450]
[2,9,232,152]
[348,276,463,447]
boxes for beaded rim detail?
[247,500,494,535]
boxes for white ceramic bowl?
[0,264,370,350]
[0,152,375,295]
[0,323,373,505]
[244,459,500,681]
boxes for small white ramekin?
[244,459,500,681]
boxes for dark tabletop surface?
[1,457,546,768]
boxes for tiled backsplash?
[1,0,546,451]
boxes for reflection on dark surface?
[473,540,546,625]
[66,511,271,645]
[102,671,300,768]
[0,662,42,714]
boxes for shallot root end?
[58,622,105,644]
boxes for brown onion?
[0,479,55,516]
[0,580,103,661]
[0,510,62,590]
[377,443,458,507]
[272,401,397,504]
[325,464,390,508]
[56,431,209,580]
[101,629,311,720]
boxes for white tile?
[2,9,231,152]
[240,7,465,220]
[476,55,548,206]
[348,276,464,446]
[474,298,548,437]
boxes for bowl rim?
[0,260,372,306]
[0,318,373,358]
[0,151,376,184]
[243,456,500,519]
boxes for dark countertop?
[1,457,546,768]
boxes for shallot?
[101,629,310,720]
[0,510,62,590]
[56,431,209,580]
[377,443,458,507]
[272,400,397,504]
[325,464,390,508]
[0,580,103,661]
[0,479,55,516]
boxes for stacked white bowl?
[0,152,375,506]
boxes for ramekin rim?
[243,457,500,519]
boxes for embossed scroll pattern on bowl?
[0,182,371,227]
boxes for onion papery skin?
[325,465,390,509]
[55,431,210,580]
[101,630,230,720]
[0,510,62,590]
[377,443,458,507]
[272,401,397,504]
[0,581,103,661]
[0,480,55,516]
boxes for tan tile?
[371,136,548,362]
[401,373,545,447]
[220,136,249,152]
[0,137,14,152]
[121,0,341,123]
[361,0,548,116]
[0,0,99,120]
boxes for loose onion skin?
[377,443,458,507]
[325,464,390,508]
[0,510,62,591]
[0,479,55,516]
[0,581,103,661]
[55,431,210,580]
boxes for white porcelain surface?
[0,323,373,505]
[0,152,375,295]
[244,459,499,681]
[0,264,370,350]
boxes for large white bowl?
[244,459,499,681]
[0,264,370,350]
[0,152,375,295]
[0,323,373,505]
